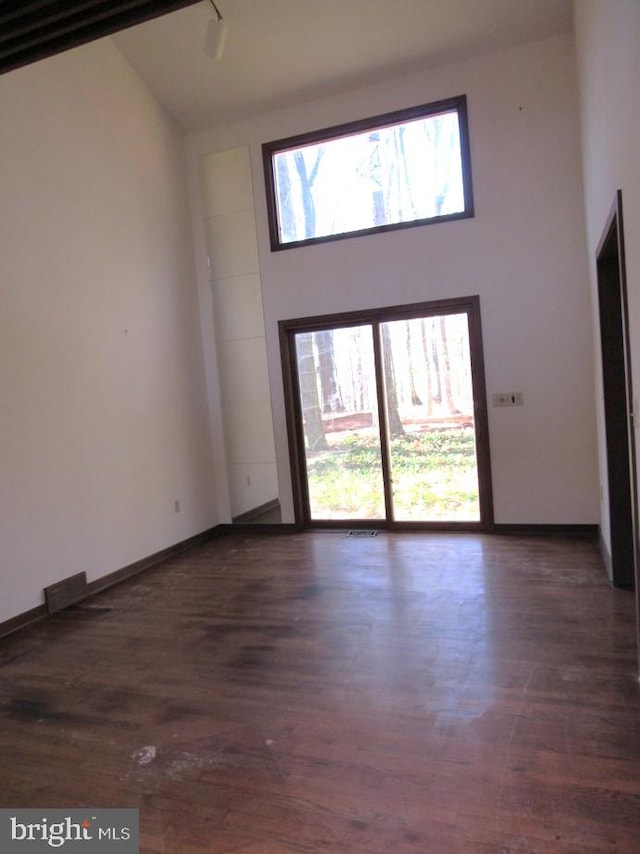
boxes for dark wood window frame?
[263,94,474,252]
[279,295,494,531]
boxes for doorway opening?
[279,296,493,530]
[596,190,638,592]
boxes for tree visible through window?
[263,95,473,250]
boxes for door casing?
[596,191,638,592]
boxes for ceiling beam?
[0,0,202,75]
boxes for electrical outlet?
[492,392,524,407]
[174,499,181,513]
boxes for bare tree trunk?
[397,125,418,219]
[354,328,365,411]
[438,316,460,414]
[433,118,447,216]
[423,116,452,216]
[420,318,434,415]
[381,325,404,437]
[293,149,323,238]
[275,155,296,241]
[430,318,442,407]
[369,130,386,227]
[406,320,422,406]
[314,330,343,413]
[296,333,328,450]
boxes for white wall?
[187,32,598,526]
[0,39,217,623]
[201,146,278,518]
[574,0,640,555]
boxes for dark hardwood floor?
[1,531,639,852]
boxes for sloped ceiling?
[113,0,574,131]
[0,1,573,133]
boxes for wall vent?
[44,572,89,614]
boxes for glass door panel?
[380,314,480,521]
[294,325,385,520]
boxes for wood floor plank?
[1,531,639,852]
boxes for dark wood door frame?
[278,296,494,532]
[596,190,639,605]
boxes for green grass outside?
[306,426,480,520]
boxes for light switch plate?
[492,392,523,407]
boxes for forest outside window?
[263,95,473,250]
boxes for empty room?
[1,1,639,851]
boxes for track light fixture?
[204,0,227,60]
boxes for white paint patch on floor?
[134,745,157,765]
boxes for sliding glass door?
[281,298,492,529]
[380,313,479,521]
[295,325,386,520]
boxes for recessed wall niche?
[201,146,279,523]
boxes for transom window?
[262,95,473,250]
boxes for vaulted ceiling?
[1,1,573,132]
